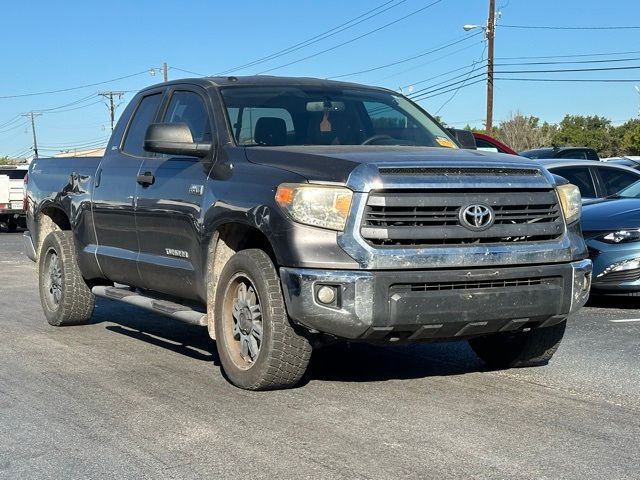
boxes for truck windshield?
[220,86,456,148]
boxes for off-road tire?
[214,249,312,390]
[469,320,566,369]
[38,231,95,326]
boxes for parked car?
[520,147,600,161]
[24,75,591,390]
[602,156,640,169]
[538,159,640,201]
[582,182,640,294]
[472,132,518,155]
[0,165,28,231]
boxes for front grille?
[392,277,558,292]
[597,268,640,284]
[361,189,564,246]
[378,167,541,176]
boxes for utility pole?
[22,112,42,159]
[99,91,125,131]
[485,0,496,134]
[163,62,169,82]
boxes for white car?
[0,165,28,231]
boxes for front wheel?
[214,249,312,390]
[469,320,567,369]
[38,231,95,326]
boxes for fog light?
[317,285,336,304]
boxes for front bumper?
[585,238,640,292]
[280,259,592,340]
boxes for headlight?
[598,229,640,244]
[275,183,353,231]
[556,184,581,224]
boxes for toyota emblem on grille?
[459,204,495,231]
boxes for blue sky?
[1,0,639,157]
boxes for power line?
[327,32,481,79]
[215,0,405,75]
[500,24,640,31]
[256,0,446,74]
[414,77,487,100]
[400,58,487,89]
[496,64,640,74]
[435,44,487,115]
[496,56,640,67]
[411,72,487,100]
[171,66,207,77]
[0,70,149,99]
[377,40,483,83]
[495,77,640,83]
[408,62,488,96]
[496,49,640,60]
[0,121,28,135]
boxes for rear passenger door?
[135,87,215,300]
[551,166,598,200]
[92,90,164,286]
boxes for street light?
[463,24,484,32]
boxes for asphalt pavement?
[0,231,638,479]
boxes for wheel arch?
[35,203,72,258]
[205,221,279,340]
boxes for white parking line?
[609,319,640,323]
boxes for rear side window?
[597,168,639,196]
[552,167,597,198]
[162,91,212,143]
[234,107,294,145]
[558,150,587,160]
[474,138,499,153]
[122,93,162,157]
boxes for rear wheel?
[469,320,566,369]
[6,218,17,232]
[214,249,312,390]
[38,231,95,326]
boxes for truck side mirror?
[144,123,212,158]
[446,128,477,150]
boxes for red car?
[472,132,518,155]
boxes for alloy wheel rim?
[227,275,263,365]
[45,250,62,308]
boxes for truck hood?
[244,146,541,184]
[582,198,640,231]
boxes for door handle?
[136,171,155,187]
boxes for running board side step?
[91,286,207,326]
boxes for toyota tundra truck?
[24,76,591,390]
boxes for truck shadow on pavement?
[91,299,484,385]
[586,294,640,310]
[92,299,219,364]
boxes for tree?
[0,156,14,165]
[552,115,616,157]
[493,112,553,152]
[622,123,640,155]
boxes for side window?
[474,138,499,153]
[122,93,162,157]
[558,150,587,160]
[163,91,212,142]
[597,168,639,196]
[552,167,597,198]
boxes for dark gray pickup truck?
[25,76,592,390]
